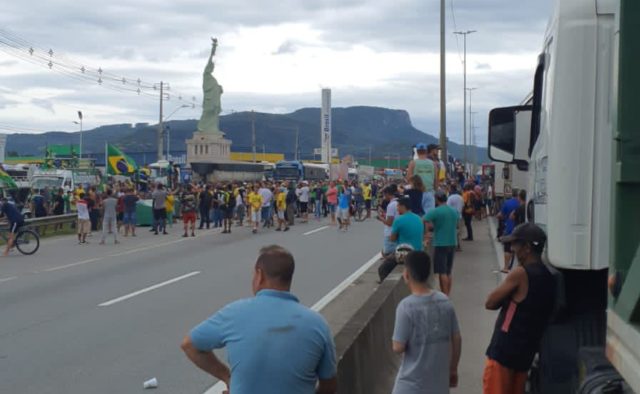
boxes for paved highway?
[0,218,381,394]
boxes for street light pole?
[467,88,478,174]
[77,111,83,159]
[439,0,448,165]
[454,30,476,170]
[466,87,477,173]
[162,104,190,161]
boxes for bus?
[274,161,303,181]
[274,161,328,182]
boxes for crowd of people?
[18,177,383,245]
[4,142,551,394]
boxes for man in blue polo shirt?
[181,245,337,394]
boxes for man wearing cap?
[407,143,438,215]
[483,223,556,394]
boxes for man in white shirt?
[298,181,310,222]
[446,187,464,251]
[258,183,273,228]
[377,186,398,257]
[76,192,90,244]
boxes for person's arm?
[485,267,525,310]
[181,336,230,388]
[449,332,462,387]
[406,160,415,182]
[392,302,410,354]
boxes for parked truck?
[487,0,638,392]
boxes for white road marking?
[202,252,382,394]
[98,271,201,307]
[0,276,17,283]
[311,252,381,312]
[303,226,329,236]
[42,258,101,272]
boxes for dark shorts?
[300,202,308,213]
[365,200,372,210]
[434,246,455,275]
[153,208,166,220]
[503,242,512,253]
[223,207,234,219]
[10,221,24,234]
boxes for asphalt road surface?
[0,217,382,394]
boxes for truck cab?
[487,0,639,392]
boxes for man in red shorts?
[181,184,197,237]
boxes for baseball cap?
[501,223,547,247]
[415,143,427,151]
[394,243,414,263]
[427,143,440,152]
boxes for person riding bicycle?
[1,197,25,256]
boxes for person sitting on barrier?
[181,245,337,394]
[392,250,462,394]
[378,243,414,283]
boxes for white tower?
[0,134,7,164]
[321,89,332,164]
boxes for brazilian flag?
[0,168,17,188]
[107,144,137,175]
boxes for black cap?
[427,143,440,152]
[501,223,547,247]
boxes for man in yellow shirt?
[275,186,289,232]
[247,186,263,234]
[362,181,372,218]
[166,192,175,228]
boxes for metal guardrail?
[0,213,78,232]
[24,213,77,227]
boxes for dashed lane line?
[303,226,329,236]
[98,271,201,307]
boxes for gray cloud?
[0,0,554,149]
[31,98,56,113]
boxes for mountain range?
[6,106,487,164]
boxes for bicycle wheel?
[16,229,40,255]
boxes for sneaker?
[163,231,168,235]
[252,229,257,234]
[284,227,290,232]
[182,233,189,238]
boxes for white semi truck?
[488,0,639,392]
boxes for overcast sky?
[0,0,554,147]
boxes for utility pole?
[77,111,83,158]
[470,111,478,174]
[251,110,256,163]
[454,30,477,169]
[295,126,300,161]
[466,87,478,172]
[468,88,478,173]
[439,0,448,164]
[157,81,164,161]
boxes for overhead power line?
[0,28,198,106]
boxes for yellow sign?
[230,152,284,163]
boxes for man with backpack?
[222,184,235,234]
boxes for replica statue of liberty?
[197,38,224,135]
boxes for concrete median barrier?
[320,264,409,394]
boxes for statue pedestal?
[186,132,231,165]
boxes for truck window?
[530,55,545,157]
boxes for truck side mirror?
[488,105,532,168]
[488,107,517,163]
